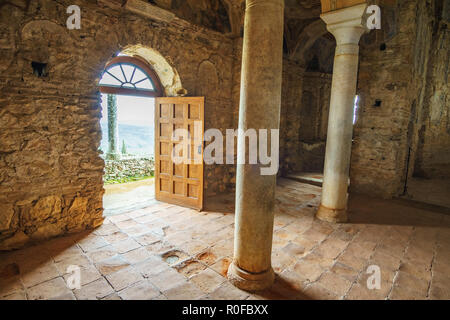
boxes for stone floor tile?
[145,241,174,255]
[195,249,220,266]
[329,262,359,282]
[121,247,152,264]
[303,283,340,300]
[74,277,114,300]
[291,236,319,251]
[77,235,110,252]
[95,256,130,275]
[102,292,122,300]
[52,245,84,263]
[301,227,329,242]
[281,242,306,258]
[49,292,77,300]
[272,250,298,273]
[20,261,60,288]
[210,257,232,278]
[133,256,170,278]
[173,259,207,278]
[105,267,143,291]
[115,219,140,230]
[302,252,334,269]
[112,238,141,254]
[54,254,91,275]
[190,268,225,293]
[277,270,309,292]
[124,225,153,238]
[313,240,346,260]
[27,277,71,300]
[207,282,250,300]
[118,280,160,300]
[292,260,325,283]
[109,214,131,223]
[393,271,430,296]
[148,268,188,291]
[94,223,120,236]
[0,275,23,298]
[315,271,353,297]
[345,282,390,300]
[177,240,208,256]
[336,250,368,272]
[429,284,450,300]
[135,233,160,246]
[62,264,101,287]
[370,249,402,272]
[389,285,428,300]
[3,290,27,300]
[102,231,129,244]
[163,281,204,300]
[86,245,118,263]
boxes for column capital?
[320,3,368,46]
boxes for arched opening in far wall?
[98,53,163,215]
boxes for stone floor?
[285,172,323,187]
[404,178,450,209]
[1,179,449,300]
[103,178,156,216]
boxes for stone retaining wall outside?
[104,158,155,184]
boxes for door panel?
[155,97,204,210]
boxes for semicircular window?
[98,56,162,97]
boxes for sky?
[101,93,155,126]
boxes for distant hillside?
[100,122,154,157]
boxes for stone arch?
[20,20,74,77]
[196,60,219,98]
[290,20,328,63]
[111,45,187,97]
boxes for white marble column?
[316,4,367,223]
[227,0,284,291]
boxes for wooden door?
[155,97,204,210]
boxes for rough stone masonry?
[0,0,448,249]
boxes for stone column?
[316,4,367,223]
[106,94,120,160]
[227,0,284,291]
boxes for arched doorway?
[97,49,205,214]
[98,54,163,215]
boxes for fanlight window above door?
[98,56,163,97]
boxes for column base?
[227,261,275,292]
[316,204,348,223]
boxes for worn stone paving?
[1,179,449,300]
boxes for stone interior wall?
[279,69,332,174]
[350,0,448,197]
[278,0,448,198]
[410,0,449,179]
[297,72,332,173]
[0,0,235,250]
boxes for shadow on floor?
[348,193,448,228]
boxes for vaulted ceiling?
[148,0,335,71]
